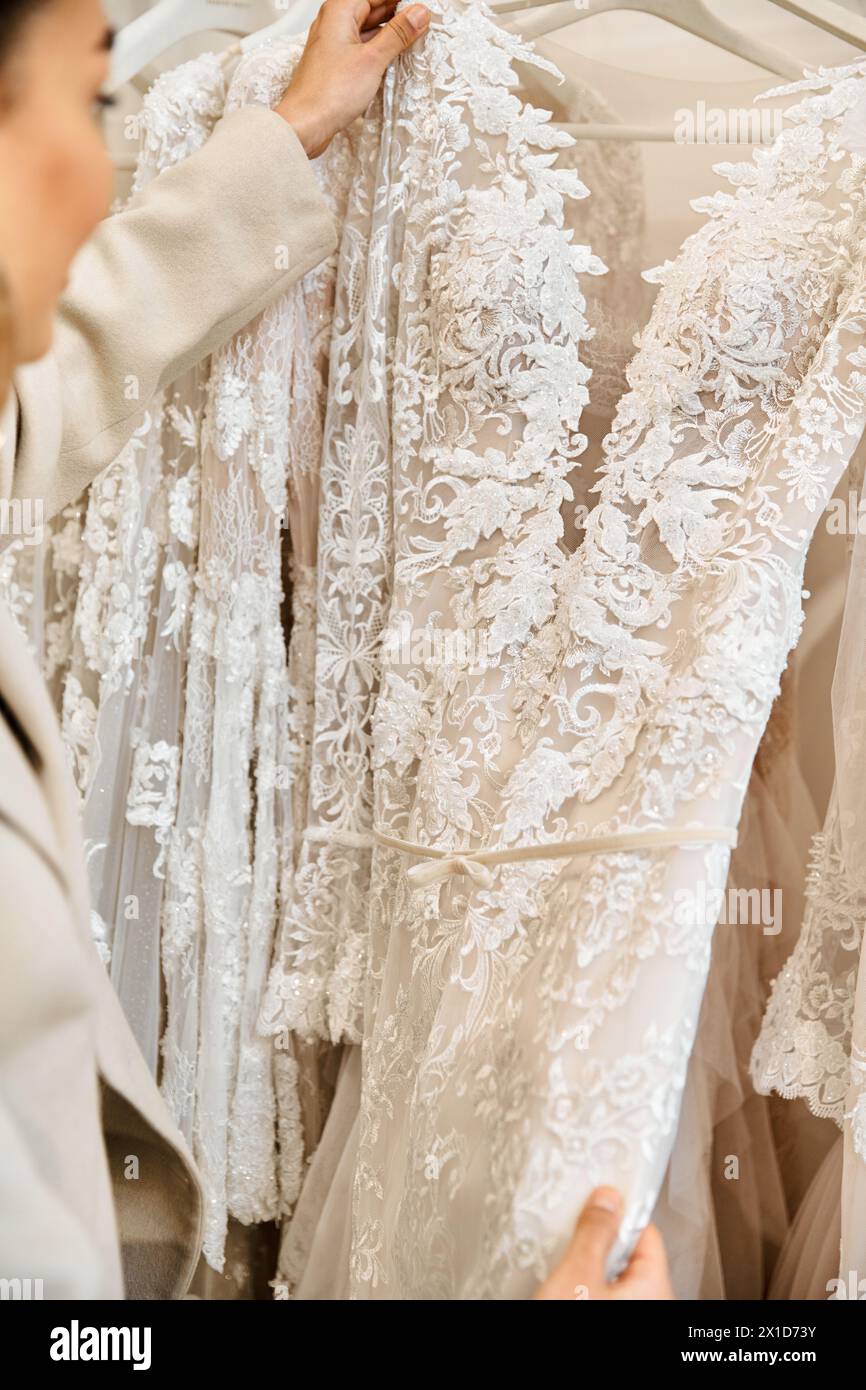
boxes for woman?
[0,0,672,1299]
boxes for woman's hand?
[534,1188,675,1300]
[276,0,430,159]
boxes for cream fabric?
[0,103,336,1298]
[268,14,866,1296]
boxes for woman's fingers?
[361,2,400,30]
[612,1223,675,1301]
[533,1191,674,1300]
[366,5,429,62]
[533,1187,622,1299]
[562,1187,623,1276]
[275,0,428,157]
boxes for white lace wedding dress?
[754,414,866,1295]
[268,12,866,1296]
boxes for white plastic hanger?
[238,2,323,51]
[492,0,804,81]
[106,0,282,94]
[766,0,866,50]
[492,0,866,141]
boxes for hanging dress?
[272,10,866,1296]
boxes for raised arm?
[1,0,430,522]
[4,105,336,520]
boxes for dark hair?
[0,0,54,72]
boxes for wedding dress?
[754,419,866,1294]
[272,25,807,1298]
[270,11,866,1296]
[257,23,651,1047]
[511,30,816,1299]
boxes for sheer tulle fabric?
[655,683,815,1300]
[753,420,866,1284]
[768,1134,843,1299]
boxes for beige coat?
[0,106,336,1299]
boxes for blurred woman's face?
[0,0,113,364]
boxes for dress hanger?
[492,0,852,141]
[491,0,804,81]
[226,1,805,148]
[765,0,866,50]
[106,0,281,94]
[111,0,866,144]
[238,3,323,52]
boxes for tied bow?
[406,854,495,890]
[383,824,740,892]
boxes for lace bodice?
[257,16,653,1052]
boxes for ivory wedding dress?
[269,19,806,1298]
[268,13,866,1296]
[754,421,866,1296]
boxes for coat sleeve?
[0,1092,109,1299]
[1,105,337,521]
